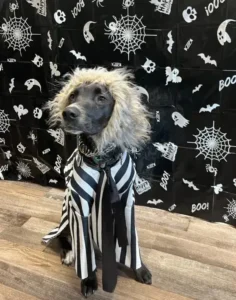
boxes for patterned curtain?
[0,0,236,226]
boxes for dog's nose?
[62,107,79,121]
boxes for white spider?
[92,0,104,7]
[205,164,217,176]
[9,1,19,12]
[122,0,134,9]
[104,17,120,35]
[1,24,8,33]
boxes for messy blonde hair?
[44,67,151,153]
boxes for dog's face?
[62,83,115,135]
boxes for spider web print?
[0,10,40,56]
[0,110,11,133]
[104,7,157,60]
[188,121,236,165]
[225,199,236,220]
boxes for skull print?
[182,6,197,23]
[141,58,156,73]
[54,10,66,24]
[33,107,43,119]
[32,54,43,67]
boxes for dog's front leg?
[81,271,98,298]
[134,263,152,285]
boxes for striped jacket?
[42,148,142,290]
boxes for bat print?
[70,50,87,61]
[166,30,174,53]
[182,178,199,191]
[47,30,52,50]
[199,103,220,113]
[9,78,15,93]
[147,199,163,205]
[198,53,217,66]
[192,84,203,93]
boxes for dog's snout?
[63,107,79,121]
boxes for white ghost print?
[165,67,182,85]
[217,19,236,46]
[172,112,189,128]
[13,104,29,119]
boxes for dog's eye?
[97,96,106,102]
[69,93,75,101]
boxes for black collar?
[77,134,122,169]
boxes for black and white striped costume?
[42,145,142,292]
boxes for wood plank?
[0,227,47,252]
[137,216,236,252]
[187,218,236,251]
[0,282,39,300]
[141,247,236,300]
[0,239,190,300]
[1,181,236,300]
[0,181,50,198]
[0,260,191,300]
[0,208,29,228]
[0,192,62,223]
[137,225,236,274]
[0,261,81,300]
[22,217,58,235]
[21,215,236,276]
[135,206,191,231]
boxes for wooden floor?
[0,182,236,300]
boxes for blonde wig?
[44,67,151,153]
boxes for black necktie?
[101,167,128,293]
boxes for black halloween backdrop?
[1,0,236,226]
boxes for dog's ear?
[98,68,152,152]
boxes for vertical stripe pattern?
[42,149,142,280]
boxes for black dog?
[43,67,152,298]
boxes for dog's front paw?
[61,249,74,266]
[81,272,98,298]
[134,264,152,285]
